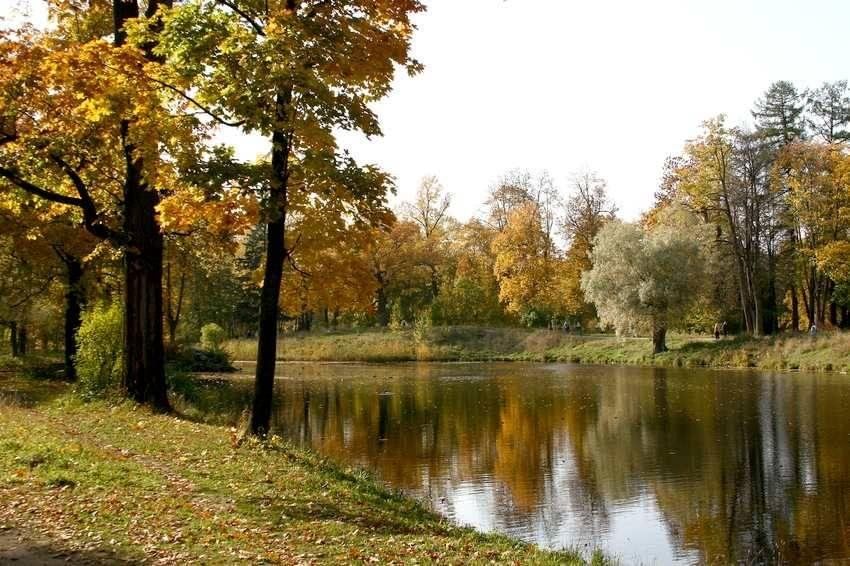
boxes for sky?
[8,0,850,220]
[325,0,850,221]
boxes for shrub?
[75,303,122,397]
[413,309,432,342]
[389,302,405,331]
[167,347,235,373]
[200,323,227,352]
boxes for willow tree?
[157,0,423,435]
[582,208,708,354]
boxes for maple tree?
[0,0,246,408]
[156,0,423,434]
[492,202,561,322]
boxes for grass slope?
[0,376,600,565]
[226,326,850,373]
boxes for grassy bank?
[0,376,600,565]
[225,326,850,373]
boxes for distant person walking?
[721,321,728,338]
[713,322,721,340]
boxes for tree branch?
[148,75,246,127]
[0,165,84,207]
[216,0,266,36]
[49,154,127,245]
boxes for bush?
[167,347,235,373]
[413,309,432,342]
[519,308,549,328]
[388,302,405,331]
[200,323,227,352]
[75,303,123,398]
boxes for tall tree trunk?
[652,323,667,355]
[789,285,800,332]
[764,249,779,335]
[122,148,169,410]
[62,254,84,381]
[251,89,292,437]
[165,261,186,348]
[429,266,439,301]
[375,283,389,327]
[251,213,285,436]
[9,321,18,358]
[113,0,171,412]
[18,325,27,356]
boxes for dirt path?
[0,527,126,565]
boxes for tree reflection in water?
[201,362,850,564]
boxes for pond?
[190,362,850,564]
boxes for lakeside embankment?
[0,376,600,565]
[225,326,850,373]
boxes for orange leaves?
[158,187,258,244]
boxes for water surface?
[193,362,850,564]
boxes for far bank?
[225,326,850,373]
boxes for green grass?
[225,326,850,373]
[0,375,604,564]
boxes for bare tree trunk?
[829,294,838,327]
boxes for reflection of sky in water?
[205,362,850,564]
[431,431,693,564]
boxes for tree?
[434,219,506,325]
[158,0,423,435]
[486,170,535,232]
[807,81,850,144]
[753,81,807,330]
[582,209,708,353]
[753,81,806,148]
[672,117,779,335]
[0,1,212,410]
[403,176,453,299]
[561,171,617,320]
[776,141,850,326]
[366,220,425,327]
[405,176,452,240]
[492,202,561,322]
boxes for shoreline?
[0,375,600,565]
[224,326,850,375]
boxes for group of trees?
[0,0,422,435]
[653,81,850,338]
[275,169,620,331]
[581,81,850,352]
[2,3,849,424]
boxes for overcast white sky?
[329,0,850,220]
[9,0,850,220]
